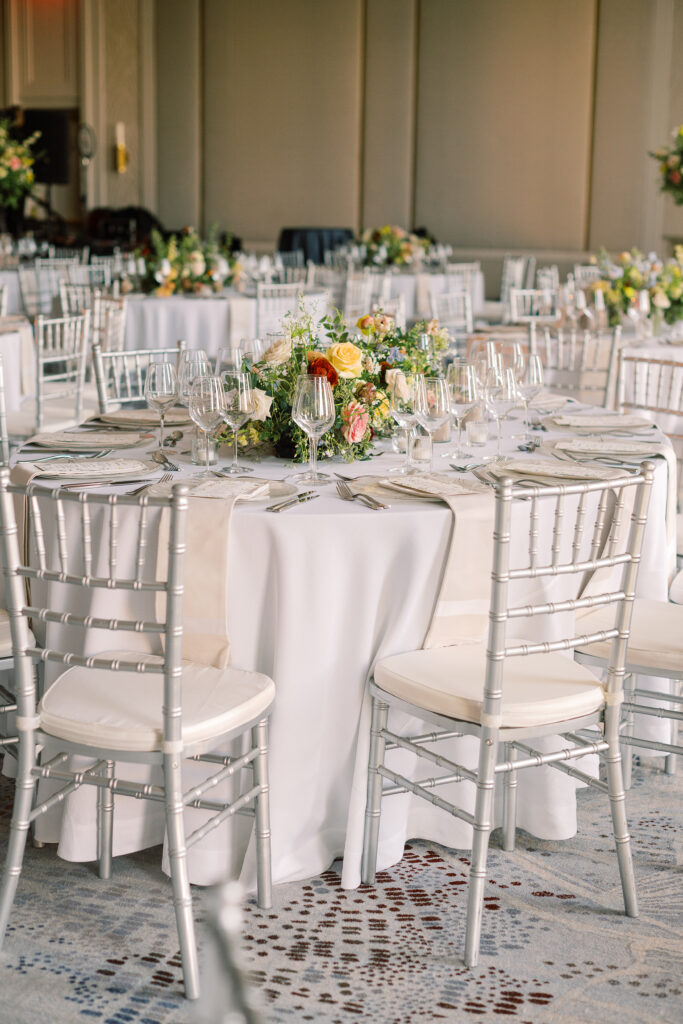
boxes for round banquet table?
[387,267,486,320]
[11,412,673,892]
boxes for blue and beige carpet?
[0,761,680,1023]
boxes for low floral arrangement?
[135,225,241,296]
[590,247,683,327]
[650,125,683,205]
[219,301,449,462]
[359,225,429,268]
[0,118,40,210]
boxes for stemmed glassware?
[188,376,225,477]
[388,371,418,474]
[215,347,243,376]
[415,375,450,472]
[446,361,479,458]
[144,361,179,449]
[516,353,544,441]
[221,371,255,476]
[290,375,336,486]
[485,363,518,458]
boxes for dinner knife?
[266,491,319,512]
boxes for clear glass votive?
[466,419,489,447]
[408,429,432,472]
[192,433,218,465]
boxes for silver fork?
[126,472,174,496]
[335,478,388,510]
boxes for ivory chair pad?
[575,600,683,672]
[670,570,683,604]
[40,652,275,752]
[374,643,604,728]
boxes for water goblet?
[446,362,479,458]
[144,360,179,449]
[189,376,225,477]
[516,353,544,441]
[415,375,450,472]
[221,371,255,476]
[485,364,518,458]
[290,375,336,486]
[387,370,418,475]
[215,347,244,376]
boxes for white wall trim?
[138,0,157,212]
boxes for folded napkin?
[0,314,35,394]
[550,413,654,431]
[379,472,495,648]
[99,407,192,427]
[529,389,574,412]
[32,457,153,479]
[156,478,269,669]
[25,430,146,450]
[487,456,625,482]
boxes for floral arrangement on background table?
[0,117,40,217]
[135,225,241,296]
[219,301,449,462]
[359,225,429,268]
[590,247,683,327]
[650,125,683,205]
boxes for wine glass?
[446,362,479,458]
[388,371,418,474]
[215,347,243,376]
[178,350,211,406]
[290,375,336,486]
[516,354,544,441]
[415,375,450,472]
[485,364,518,458]
[221,371,255,476]
[144,361,179,449]
[188,376,225,477]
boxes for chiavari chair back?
[67,262,114,290]
[431,290,473,338]
[92,339,185,414]
[342,274,374,326]
[256,281,301,336]
[0,474,275,1000]
[540,325,621,407]
[362,466,654,966]
[574,264,603,288]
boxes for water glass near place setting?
[289,375,336,486]
[189,375,225,477]
[388,370,418,475]
[415,375,450,472]
[221,370,255,476]
[215,347,244,376]
[445,361,478,459]
[515,353,544,442]
[485,364,518,458]
[144,360,179,450]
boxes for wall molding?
[138,0,157,213]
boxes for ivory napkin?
[26,430,146,450]
[99,407,191,427]
[379,472,495,648]
[550,413,654,431]
[156,478,269,668]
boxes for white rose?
[651,290,671,309]
[249,387,273,421]
[385,368,410,401]
[261,336,291,366]
[189,251,206,276]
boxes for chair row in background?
[16,253,125,319]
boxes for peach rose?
[341,400,369,444]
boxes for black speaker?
[21,109,72,186]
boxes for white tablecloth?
[0,269,22,316]
[12,415,672,891]
[389,269,485,320]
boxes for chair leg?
[252,718,272,910]
[604,708,638,918]
[361,697,388,885]
[163,752,200,1001]
[464,734,498,967]
[665,679,680,776]
[97,760,114,880]
[621,673,635,790]
[0,754,36,948]
[502,742,517,852]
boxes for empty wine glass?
[485,364,518,458]
[178,350,211,406]
[189,376,225,477]
[516,354,544,441]
[388,370,418,474]
[221,371,255,476]
[144,361,179,449]
[290,375,336,486]
[415,375,450,472]
[215,347,243,376]
[446,362,479,458]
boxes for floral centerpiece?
[220,300,449,462]
[359,225,429,268]
[0,118,40,215]
[135,225,240,296]
[650,246,683,325]
[650,125,683,205]
[590,247,683,327]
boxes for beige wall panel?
[7,0,79,106]
[414,0,596,251]
[362,0,416,229]
[662,0,683,244]
[102,0,141,209]
[156,0,201,230]
[203,0,362,246]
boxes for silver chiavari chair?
[277,249,304,269]
[342,274,374,327]
[574,264,603,289]
[431,290,473,345]
[540,325,622,407]
[0,281,7,318]
[361,466,654,967]
[509,287,560,353]
[372,295,406,331]
[536,265,560,292]
[67,262,114,290]
[0,474,275,1000]
[34,257,79,316]
[500,253,536,321]
[92,339,186,415]
[255,281,301,336]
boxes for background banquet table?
[0,268,22,316]
[388,267,485,320]
[15,411,672,895]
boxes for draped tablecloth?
[389,269,486,320]
[0,269,22,316]
[9,417,672,891]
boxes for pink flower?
[341,400,369,444]
[9,156,21,171]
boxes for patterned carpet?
[0,760,680,1024]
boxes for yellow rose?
[326,341,363,378]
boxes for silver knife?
[267,491,319,512]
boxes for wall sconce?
[114,121,128,174]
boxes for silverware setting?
[335,478,388,510]
[151,450,179,471]
[16,448,115,462]
[162,430,184,448]
[266,490,319,512]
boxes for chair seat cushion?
[575,600,683,674]
[374,643,604,728]
[39,651,275,752]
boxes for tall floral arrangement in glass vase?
[650,125,683,205]
[136,225,241,295]
[0,118,40,228]
[359,225,429,268]
[220,300,449,463]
